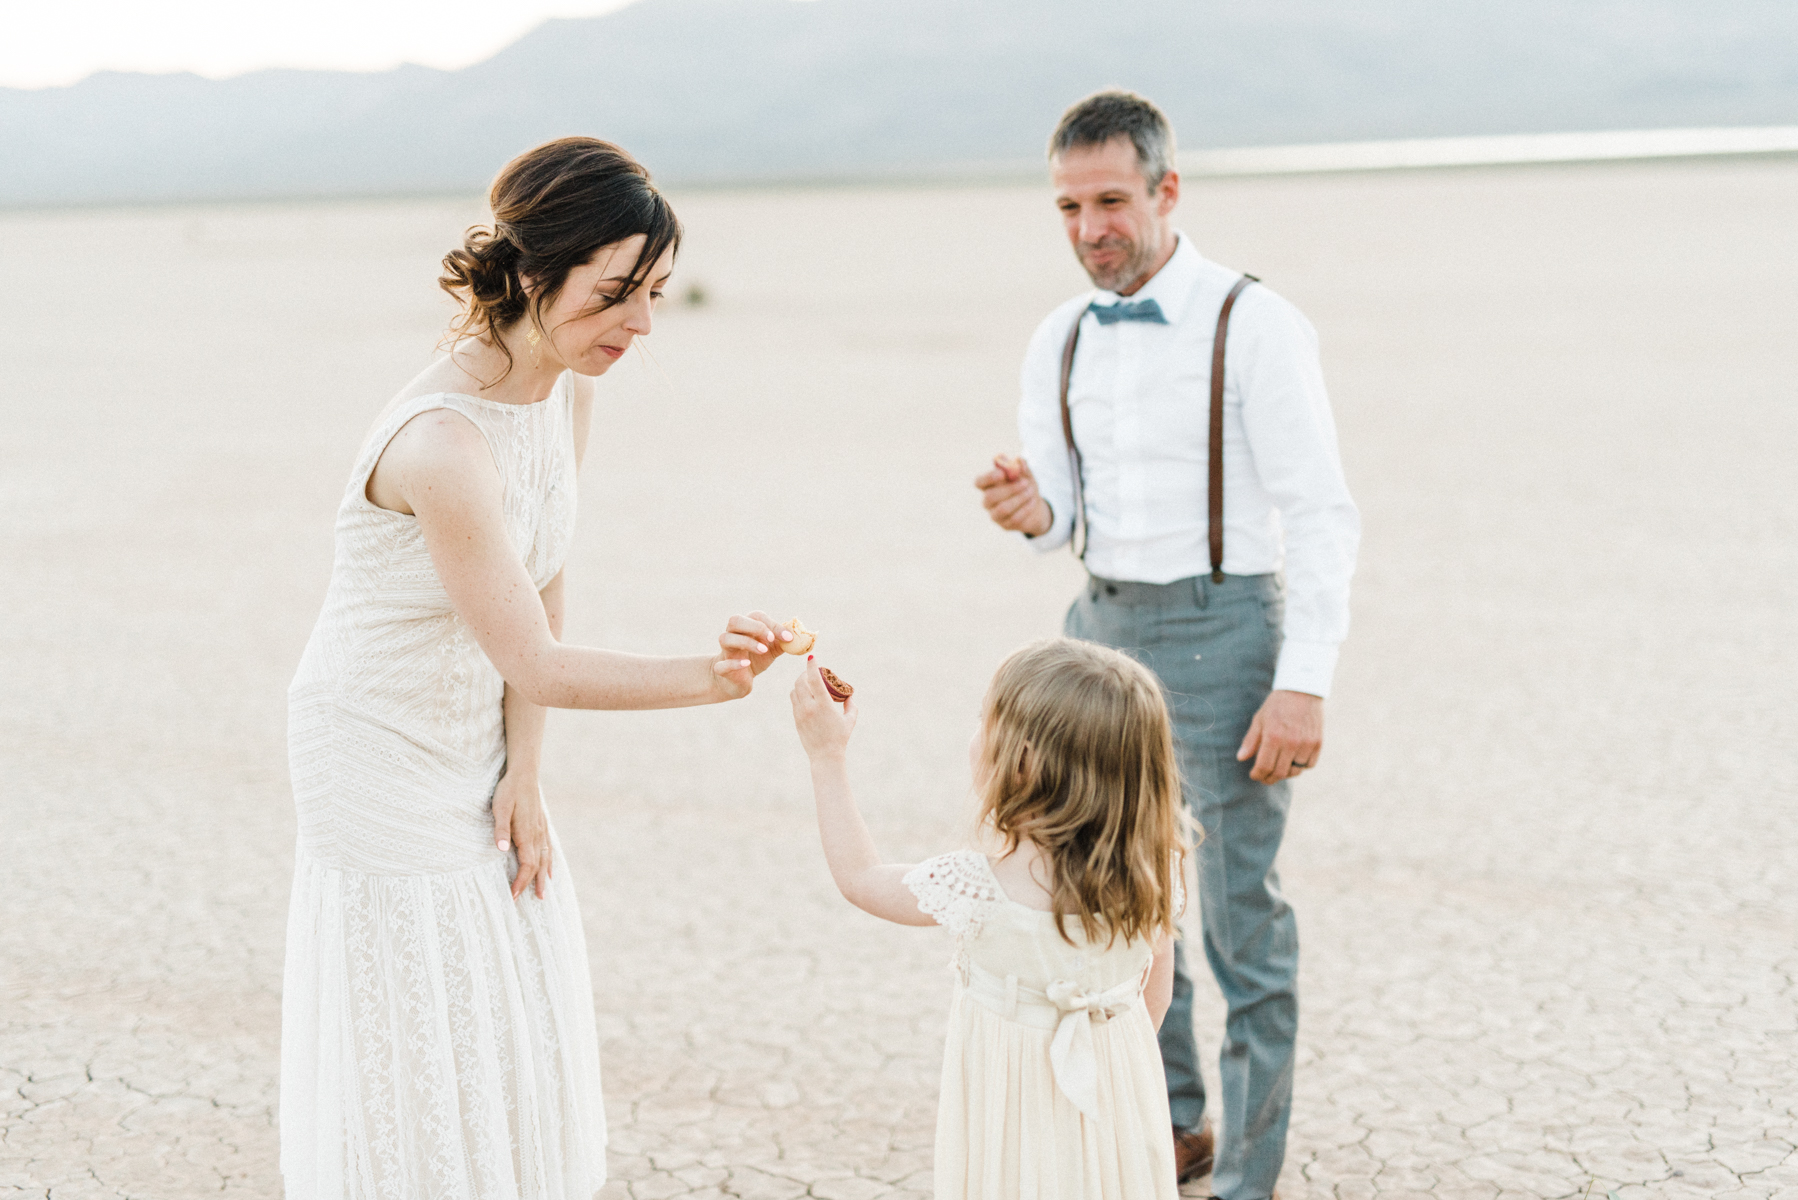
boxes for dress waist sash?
[963,961,1146,1120]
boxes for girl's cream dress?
[905,850,1180,1199]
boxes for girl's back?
[908,850,1178,1199]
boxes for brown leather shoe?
[1172,1122,1215,1183]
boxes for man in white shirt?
[975,90,1360,1199]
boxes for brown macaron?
[820,667,853,703]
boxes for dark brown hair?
[440,136,682,381]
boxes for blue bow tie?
[1089,297,1168,325]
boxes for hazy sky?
[7,0,644,89]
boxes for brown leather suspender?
[1057,315,1089,558]
[1057,273,1258,577]
[1208,274,1257,580]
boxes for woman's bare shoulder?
[367,406,497,515]
[385,406,488,464]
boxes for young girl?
[789,637,1190,1198]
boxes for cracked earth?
[3,159,1795,1198]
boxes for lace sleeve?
[903,850,1002,938]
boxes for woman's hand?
[790,657,858,761]
[492,771,552,900]
[710,610,791,700]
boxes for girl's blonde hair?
[975,637,1190,946]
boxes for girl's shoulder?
[902,850,1005,937]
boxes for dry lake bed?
[2,156,1795,1198]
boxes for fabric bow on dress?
[962,962,1146,1121]
[1044,977,1146,1120]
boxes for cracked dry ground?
[4,159,1796,1199]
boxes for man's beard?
[1077,229,1165,293]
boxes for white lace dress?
[904,851,1179,1200]
[282,376,606,1200]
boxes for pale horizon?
[8,1,1794,213]
[4,0,643,90]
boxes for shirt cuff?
[1272,640,1339,699]
[1021,500,1071,554]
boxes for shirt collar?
[1091,230,1202,324]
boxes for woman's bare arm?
[502,568,564,773]
[498,571,561,799]
[494,569,564,898]
[377,408,782,709]
[498,375,584,893]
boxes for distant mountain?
[4,0,1797,207]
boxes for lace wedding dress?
[282,374,606,1199]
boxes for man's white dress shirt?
[1019,232,1360,698]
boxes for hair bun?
[440,228,523,310]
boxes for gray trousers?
[1065,572,1297,1200]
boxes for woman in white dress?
[282,137,792,1199]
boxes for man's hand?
[975,454,1053,537]
[1237,689,1324,784]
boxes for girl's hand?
[790,657,858,761]
[710,610,790,700]
[493,772,552,900]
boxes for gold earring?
[525,323,543,367]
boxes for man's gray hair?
[1047,89,1177,189]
